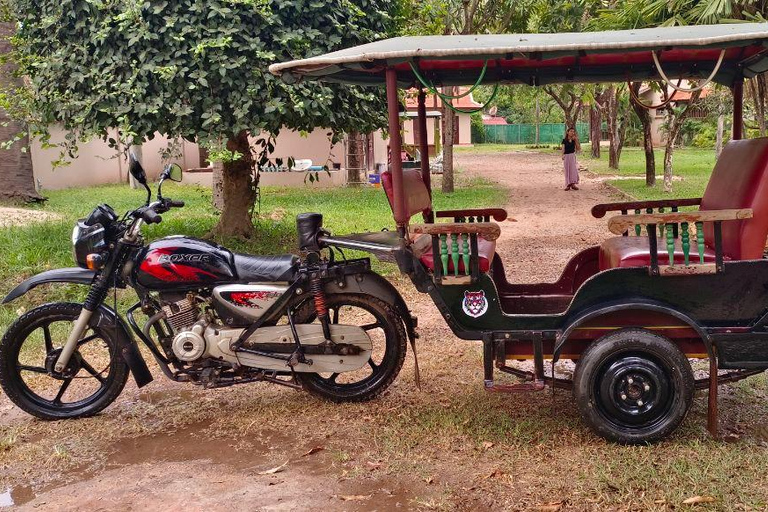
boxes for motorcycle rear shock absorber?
[310,273,334,343]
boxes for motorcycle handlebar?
[142,209,162,224]
[167,199,185,208]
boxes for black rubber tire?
[573,328,694,444]
[294,294,407,403]
[0,302,129,420]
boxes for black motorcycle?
[0,156,415,420]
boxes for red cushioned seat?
[599,138,768,270]
[599,236,718,270]
[417,235,496,273]
[380,169,497,273]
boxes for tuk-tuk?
[271,23,768,443]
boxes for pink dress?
[562,138,579,186]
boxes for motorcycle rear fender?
[2,268,96,304]
[324,270,418,343]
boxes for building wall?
[31,126,342,190]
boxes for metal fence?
[483,122,590,144]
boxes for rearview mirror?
[168,163,183,182]
[128,153,147,185]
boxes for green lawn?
[588,146,717,200]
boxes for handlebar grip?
[142,210,162,224]
[168,199,185,208]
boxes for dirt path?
[12,151,755,511]
[0,207,58,228]
[455,149,617,283]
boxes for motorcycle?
[0,156,415,420]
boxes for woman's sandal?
[571,184,579,190]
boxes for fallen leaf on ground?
[425,476,434,484]
[485,468,505,479]
[258,461,288,475]
[683,496,716,504]
[302,446,324,456]
[339,495,372,501]
[481,441,494,450]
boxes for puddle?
[0,486,34,508]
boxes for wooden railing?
[607,209,753,275]
[410,221,501,284]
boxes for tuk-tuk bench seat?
[597,137,768,271]
[381,170,501,275]
[411,232,497,273]
[599,236,718,270]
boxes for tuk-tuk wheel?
[573,328,694,444]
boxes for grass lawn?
[587,146,717,200]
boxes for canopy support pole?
[386,67,407,234]
[732,79,744,140]
[417,88,434,222]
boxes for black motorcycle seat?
[233,253,298,282]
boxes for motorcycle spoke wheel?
[0,303,129,420]
[293,294,407,403]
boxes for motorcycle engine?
[162,295,209,362]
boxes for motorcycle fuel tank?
[135,236,236,290]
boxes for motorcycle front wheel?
[0,302,129,420]
[293,294,407,403]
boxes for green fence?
[483,122,589,144]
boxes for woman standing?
[562,127,581,191]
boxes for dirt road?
[456,149,613,283]
[7,151,761,511]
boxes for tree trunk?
[663,90,702,193]
[716,113,724,159]
[0,22,43,203]
[589,102,601,159]
[535,97,540,145]
[629,83,655,186]
[211,160,224,211]
[750,75,766,137]
[606,86,621,170]
[663,145,674,193]
[346,131,365,186]
[211,131,255,238]
[442,96,455,193]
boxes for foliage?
[7,0,399,159]
[470,112,486,143]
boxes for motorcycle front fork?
[54,309,93,373]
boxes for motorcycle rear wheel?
[293,294,407,403]
[0,302,129,420]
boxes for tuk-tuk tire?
[573,328,694,444]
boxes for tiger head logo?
[462,290,488,318]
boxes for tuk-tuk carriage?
[271,23,768,443]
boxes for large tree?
[9,0,398,236]
[0,22,43,203]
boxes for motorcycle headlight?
[72,221,107,269]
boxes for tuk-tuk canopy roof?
[269,23,768,87]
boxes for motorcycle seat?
[233,253,298,282]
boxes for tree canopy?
[9,0,399,157]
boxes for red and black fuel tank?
[133,236,236,290]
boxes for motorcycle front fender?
[2,268,96,304]
[92,303,154,388]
